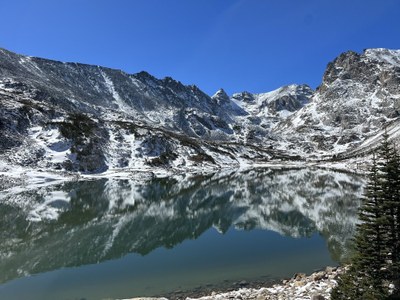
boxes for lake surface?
[0,168,364,300]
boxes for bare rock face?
[232,84,312,114]
[318,49,400,125]
[320,51,368,88]
[277,48,400,157]
[211,88,230,105]
[342,50,399,123]
[268,85,313,113]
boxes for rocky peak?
[262,84,313,113]
[189,84,209,99]
[132,70,158,82]
[211,88,230,105]
[231,85,312,116]
[162,76,187,92]
[318,48,400,98]
[231,91,255,103]
[320,51,363,86]
[282,48,400,156]
[364,48,400,67]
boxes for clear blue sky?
[1,0,399,96]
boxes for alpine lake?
[0,167,365,300]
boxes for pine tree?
[332,154,388,299]
[393,145,400,295]
[355,153,386,277]
[377,132,400,294]
[331,268,388,300]
[332,132,400,299]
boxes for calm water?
[0,168,364,300]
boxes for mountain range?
[1,47,400,175]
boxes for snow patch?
[27,191,71,222]
[28,126,71,165]
[365,48,400,67]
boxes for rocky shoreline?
[125,266,345,300]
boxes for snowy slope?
[1,47,400,176]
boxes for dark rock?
[239,280,249,287]
[292,273,307,280]
[311,295,326,300]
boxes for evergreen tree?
[332,154,388,299]
[331,268,388,300]
[332,132,400,299]
[377,132,400,294]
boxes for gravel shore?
[124,266,345,300]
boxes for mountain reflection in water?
[0,168,364,285]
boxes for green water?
[0,168,364,300]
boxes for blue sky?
[1,0,399,95]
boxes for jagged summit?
[364,48,400,67]
[211,88,230,104]
[278,48,400,157]
[0,47,400,175]
[255,84,313,112]
[231,84,313,119]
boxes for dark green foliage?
[344,269,394,299]
[147,150,178,167]
[332,132,400,300]
[332,266,388,300]
[113,120,140,136]
[56,113,108,173]
[378,132,400,292]
[59,113,95,140]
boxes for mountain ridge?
[1,47,400,178]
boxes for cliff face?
[275,48,400,156]
[0,47,400,173]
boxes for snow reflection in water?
[0,168,364,300]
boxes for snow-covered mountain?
[276,48,400,157]
[0,47,400,175]
[0,168,363,284]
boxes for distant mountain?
[0,47,400,174]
